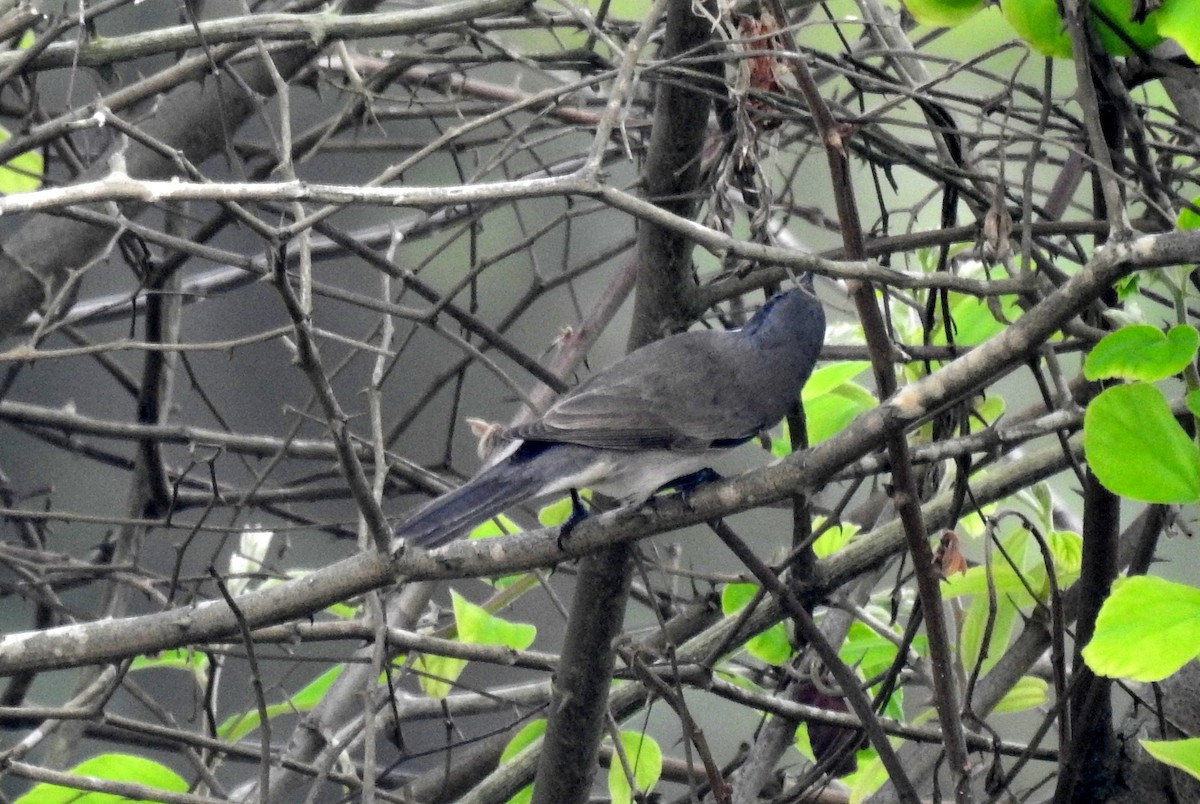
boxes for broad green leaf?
[16,754,186,803]
[845,746,891,803]
[806,382,878,445]
[501,719,546,762]
[794,723,816,762]
[941,562,1039,603]
[904,0,986,26]
[961,589,1018,674]
[1082,575,1200,682]
[130,648,208,681]
[1141,737,1200,782]
[500,720,546,804]
[219,665,344,740]
[537,496,575,527]
[453,589,537,648]
[1084,324,1200,382]
[1000,0,1162,58]
[1152,0,1200,62]
[414,652,468,701]
[1047,530,1083,577]
[721,583,792,665]
[1084,384,1200,503]
[813,518,859,558]
[608,731,662,804]
[1179,195,1200,231]
[417,591,536,699]
[840,621,908,718]
[937,294,1022,346]
[803,362,872,397]
[972,394,1006,430]
[773,368,878,454]
[839,621,899,679]
[0,125,43,195]
[993,675,1048,713]
[958,501,997,538]
[468,514,531,588]
[469,513,521,539]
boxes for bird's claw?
[557,488,590,549]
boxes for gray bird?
[394,283,826,549]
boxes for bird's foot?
[557,488,591,549]
[664,467,722,499]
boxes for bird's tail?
[393,459,544,549]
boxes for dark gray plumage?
[395,285,826,549]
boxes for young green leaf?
[1082,575,1200,682]
[813,519,859,558]
[721,583,792,665]
[608,731,662,804]
[219,665,345,740]
[1151,0,1200,62]
[903,0,986,26]
[416,590,537,699]
[469,513,521,539]
[1000,0,1162,58]
[1084,324,1200,382]
[0,125,43,195]
[992,675,1048,713]
[1179,195,1200,231]
[1141,737,1200,783]
[499,719,546,804]
[15,754,187,803]
[1084,383,1200,503]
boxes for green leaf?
[16,754,187,803]
[941,562,1038,604]
[468,514,531,588]
[772,365,878,453]
[904,0,987,26]
[0,125,43,195]
[972,394,1006,430]
[1084,383,1200,503]
[608,732,662,804]
[219,665,344,740]
[469,513,521,539]
[961,588,1018,674]
[794,723,816,762]
[501,719,546,762]
[500,720,546,804]
[844,746,891,803]
[1152,0,1200,62]
[1000,0,1162,58]
[417,591,537,699]
[839,621,899,680]
[937,294,1022,347]
[804,362,872,397]
[453,589,537,648]
[1178,195,1200,231]
[537,496,575,527]
[813,518,859,558]
[1188,389,1200,419]
[1141,737,1200,782]
[721,583,792,665]
[130,648,208,681]
[1047,530,1083,577]
[992,675,1048,713]
[803,382,878,445]
[1084,324,1200,382]
[1082,575,1200,682]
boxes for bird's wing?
[508,332,772,451]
